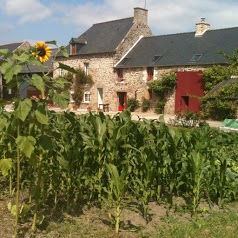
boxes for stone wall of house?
[55,54,114,110]
[54,56,150,112]
[114,24,152,63]
[55,53,208,114]
[115,65,208,114]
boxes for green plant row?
[1,110,238,235]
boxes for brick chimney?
[133,7,148,25]
[195,18,210,36]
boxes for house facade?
[54,8,152,111]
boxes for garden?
[1,42,238,238]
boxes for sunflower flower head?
[32,41,51,63]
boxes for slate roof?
[0,42,23,52]
[116,27,238,68]
[61,17,134,56]
[209,77,238,95]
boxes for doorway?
[97,88,103,109]
[117,92,127,111]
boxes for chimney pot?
[195,18,210,36]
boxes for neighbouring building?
[0,41,31,100]
[0,42,55,101]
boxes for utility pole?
[144,0,147,9]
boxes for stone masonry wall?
[117,65,207,114]
[54,52,209,114]
[114,24,152,63]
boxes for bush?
[141,98,151,112]
[127,98,140,112]
[154,100,165,114]
[148,72,177,113]
[201,98,237,120]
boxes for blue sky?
[0,0,238,47]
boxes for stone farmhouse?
[54,7,152,112]
[57,7,237,114]
[54,7,238,114]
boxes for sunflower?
[32,41,51,63]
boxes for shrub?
[141,98,151,112]
[154,100,165,114]
[127,98,140,112]
[148,72,177,113]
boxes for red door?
[117,92,127,111]
[175,71,204,114]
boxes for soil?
[0,194,225,238]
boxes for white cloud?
[1,0,238,45]
[50,0,238,36]
[3,0,52,23]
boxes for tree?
[201,49,238,120]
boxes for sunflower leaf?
[35,110,49,125]
[58,63,77,74]
[31,74,45,94]
[59,46,69,58]
[46,40,57,45]
[0,159,13,177]
[52,92,69,109]
[15,98,32,122]
[16,136,36,158]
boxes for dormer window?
[120,57,130,65]
[151,55,162,63]
[190,54,202,62]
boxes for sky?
[0,0,238,47]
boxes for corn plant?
[105,163,131,236]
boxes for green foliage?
[149,72,177,96]
[201,82,238,120]
[148,72,177,113]
[202,49,238,119]
[154,100,166,114]
[0,41,75,237]
[1,44,238,236]
[203,65,238,94]
[126,97,140,112]
[141,97,151,112]
[71,68,93,106]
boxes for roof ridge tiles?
[92,17,133,26]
